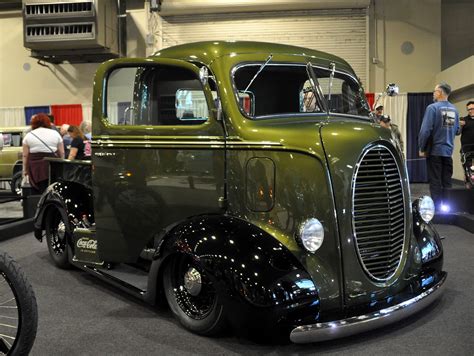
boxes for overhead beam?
[159,0,371,16]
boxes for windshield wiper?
[327,62,336,113]
[244,54,273,93]
[305,62,328,113]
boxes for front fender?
[151,215,320,329]
[412,200,444,273]
[33,181,94,241]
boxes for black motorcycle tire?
[0,251,38,356]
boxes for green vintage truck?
[34,41,445,343]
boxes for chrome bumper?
[290,272,447,343]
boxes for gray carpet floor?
[0,224,472,355]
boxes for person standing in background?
[374,105,384,121]
[378,115,404,153]
[460,101,474,188]
[418,82,460,210]
[79,120,92,159]
[460,101,474,150]
[67,125,86,160]
[60,124,71,158]
[22,113,64,194]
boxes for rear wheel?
[163,255,226,335]
[10,172,22,196]
[45,208,71,269]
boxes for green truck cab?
[33,41,445,343]
[0,126,27,195]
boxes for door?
[92,59,226,262]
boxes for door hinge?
[218,196,228,210]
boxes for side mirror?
[386,83,399,97]
[373,83,400,111]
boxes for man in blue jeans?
[418,82,460,210]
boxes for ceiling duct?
[23,0,126,64]
[159,0,371,16]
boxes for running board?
[74,262,149,300]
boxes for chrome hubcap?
[57,222,66,237]
[183,267,202,296]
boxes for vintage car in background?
[0,126,27,195]
[33,41,446,343]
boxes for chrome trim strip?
[91,139,283,148]
[290,272,447,343]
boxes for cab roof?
[152,41,353,72]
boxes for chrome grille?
[352,145,406,281]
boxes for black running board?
[73,262,149,301]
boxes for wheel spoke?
[0,268,20,353]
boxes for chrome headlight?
[417,196,435,222]
[298,218,324,253]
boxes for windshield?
[233,63,370,118]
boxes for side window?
[2,134,12,147]
[11,133,22,147]
[105,65,209,126]
[1,133,20,147]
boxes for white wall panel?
[160,9,368,86]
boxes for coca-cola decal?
[77,238,97,251]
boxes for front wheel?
[0,251,38,356]
[163,255,226,336]
[45,208,71,269]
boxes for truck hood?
[320,120,413,307]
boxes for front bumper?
[290,271,447,343]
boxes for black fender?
[147,215,320,331]
[33,181,94,242]
[412,200,444,273]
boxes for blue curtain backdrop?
[24,106,51,125]
[406,93,433,183]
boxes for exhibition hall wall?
[0,0,445,106]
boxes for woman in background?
[67,125,86,160]
[79,120,92,159]
[22,113,64,194]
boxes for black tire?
[0,251,38,356]
[163,255,226,336]
[10,172,22,196]
[45,208,71,269]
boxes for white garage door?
[160,9,368,86]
